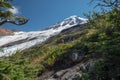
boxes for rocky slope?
[0,28,14,36]
[38,59,94,80]
[36,24,91,80]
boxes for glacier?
[0,15,87,57]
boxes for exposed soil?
[0,28,14,36]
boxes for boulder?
[71,52,84,62]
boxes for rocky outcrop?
[38,59,95,80]
[60,24,86,34]
[71,52,84,62]
[0,28,14,36]
[44,24,86,44]
[38,48,93,80]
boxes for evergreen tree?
[0,0,28,26]
[90,0,120,9]
[82,0,120,80]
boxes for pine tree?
[90,0,120,9]
[0,0,28,26]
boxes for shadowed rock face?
[0,28,14,36]
[38,58,95,80]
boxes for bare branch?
[90,0,120,8]
[0,17,28,26]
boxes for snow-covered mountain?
[0,15,87,57]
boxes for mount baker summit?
[0,15,87,57]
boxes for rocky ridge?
[0,28,14,36]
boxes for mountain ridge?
[0,15,87,57]
[0,28,14,36]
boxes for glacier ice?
[0,15,87,57]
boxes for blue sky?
[4,0,97,31]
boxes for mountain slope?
[0,28,14,36]
[0,7,120,80]
[0,16,89,80]
[0,15,87,57]
[0,9,119,80]
[9,23,89,80]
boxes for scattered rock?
[80,60,95,72]
[71,52,84,62]
[53,70,67,78]
[38,59,96,80]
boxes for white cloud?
[9,6,19,14]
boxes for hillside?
[0,23,88,79]
[0,15,87,57]
[0,28,14,36]
[0,9,120,80]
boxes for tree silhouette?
[0,0,28,26]
[90,0,120,9]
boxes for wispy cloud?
[9,6,19,14]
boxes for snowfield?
[0,15,87,57]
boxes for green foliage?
[0,27,88,79]
[90,0,120,9]
[0,0,119,79]
[0,58,25,80]
[80,1,120,79]
[75,73,90,80]
[0,0,28,26]
[44,43,73,65]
